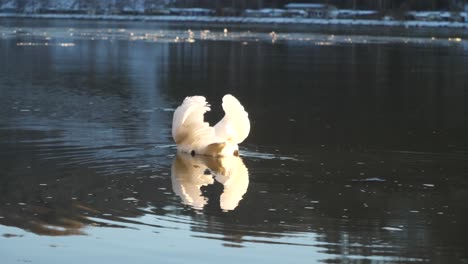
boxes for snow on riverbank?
[1,13,467,29]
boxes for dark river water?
[1,18,468,263]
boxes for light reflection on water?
[1,18,468,263]
[171,153,249,211]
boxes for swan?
[172,94,250,157]
[171,153,249,211]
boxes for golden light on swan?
[172,94,250,157]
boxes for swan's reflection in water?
[171,153,249,211]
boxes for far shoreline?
[1,13,467,38]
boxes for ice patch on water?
[382,226,403,231]
[160,108,175,112]
[352,177,386,182]
[122,197,138,201]
[2,24,466,48]
[16,42,75,47]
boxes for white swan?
[172,94,250,156]
[171,153,249,211]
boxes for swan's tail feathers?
[214,94,250,144]
[172,96,213,145]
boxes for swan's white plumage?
[172,96,211,142]
[214,94,250,144]
[172,94,249,156]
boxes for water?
[1,18,468,263]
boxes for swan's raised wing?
[172,96,214,147]
[214,94,250,144]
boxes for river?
[1,18,468,263]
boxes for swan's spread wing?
[172,96,214,146]
[214,94,250,144]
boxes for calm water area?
[1,18,468,263]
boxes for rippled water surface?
[1,19,468,263]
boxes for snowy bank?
[1,13,468,30]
